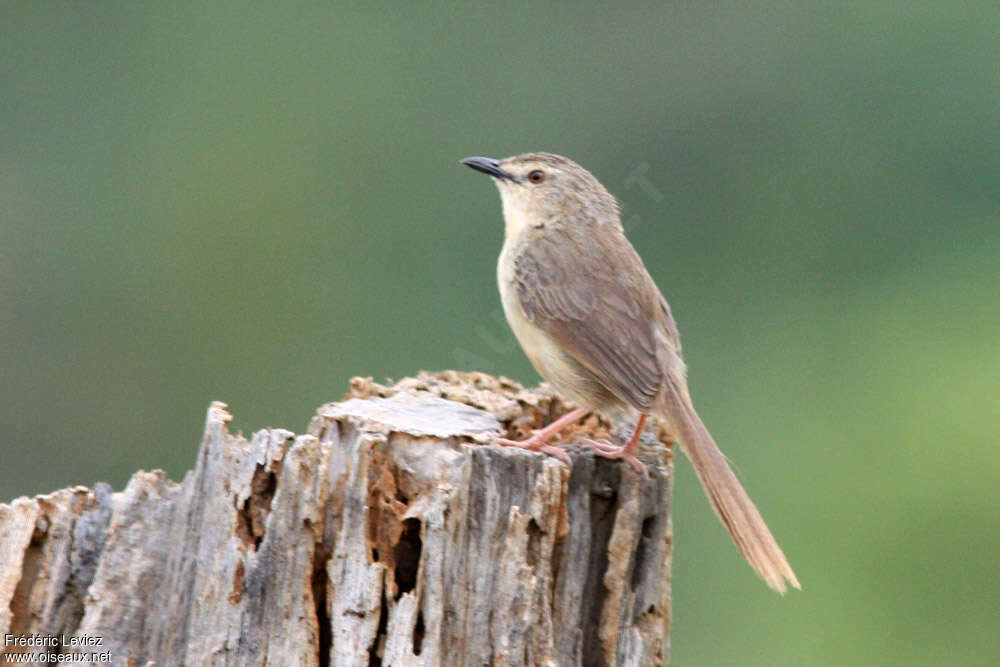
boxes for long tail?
[658,379,800,593]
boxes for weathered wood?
[0,372,672,666]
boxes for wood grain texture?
[0,372,672,666]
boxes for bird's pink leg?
[583,413,649,478]
[496,406,590,466]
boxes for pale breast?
[497,240,622,413]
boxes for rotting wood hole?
[413,606,425,655]
[631,515,657,591]
[393,517,422,598]
[235,464,278,549]
[366,460,412,569]
[368,581,390,666]
[581,466,620,665]
[312,540,332,667]
[526,517,543,568]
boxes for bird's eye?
[527,170,545,183]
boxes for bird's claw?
[581,438,649,480]
[496,436,573,467]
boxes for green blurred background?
[2,2,998,664]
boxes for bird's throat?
[498,190,536,242]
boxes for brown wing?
[513,228,680,413]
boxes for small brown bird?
[461,152,800,593]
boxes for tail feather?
[658,380,800,593]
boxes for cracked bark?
[0,372,672,666]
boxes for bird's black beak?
[460,156,516,182]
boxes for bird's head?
[461,152,619,239]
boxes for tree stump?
[0,372,673,666]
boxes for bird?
[460,152,800,593]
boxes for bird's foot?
[581,438,649,480]
[496,434,572,467]
[494,406,590,468]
